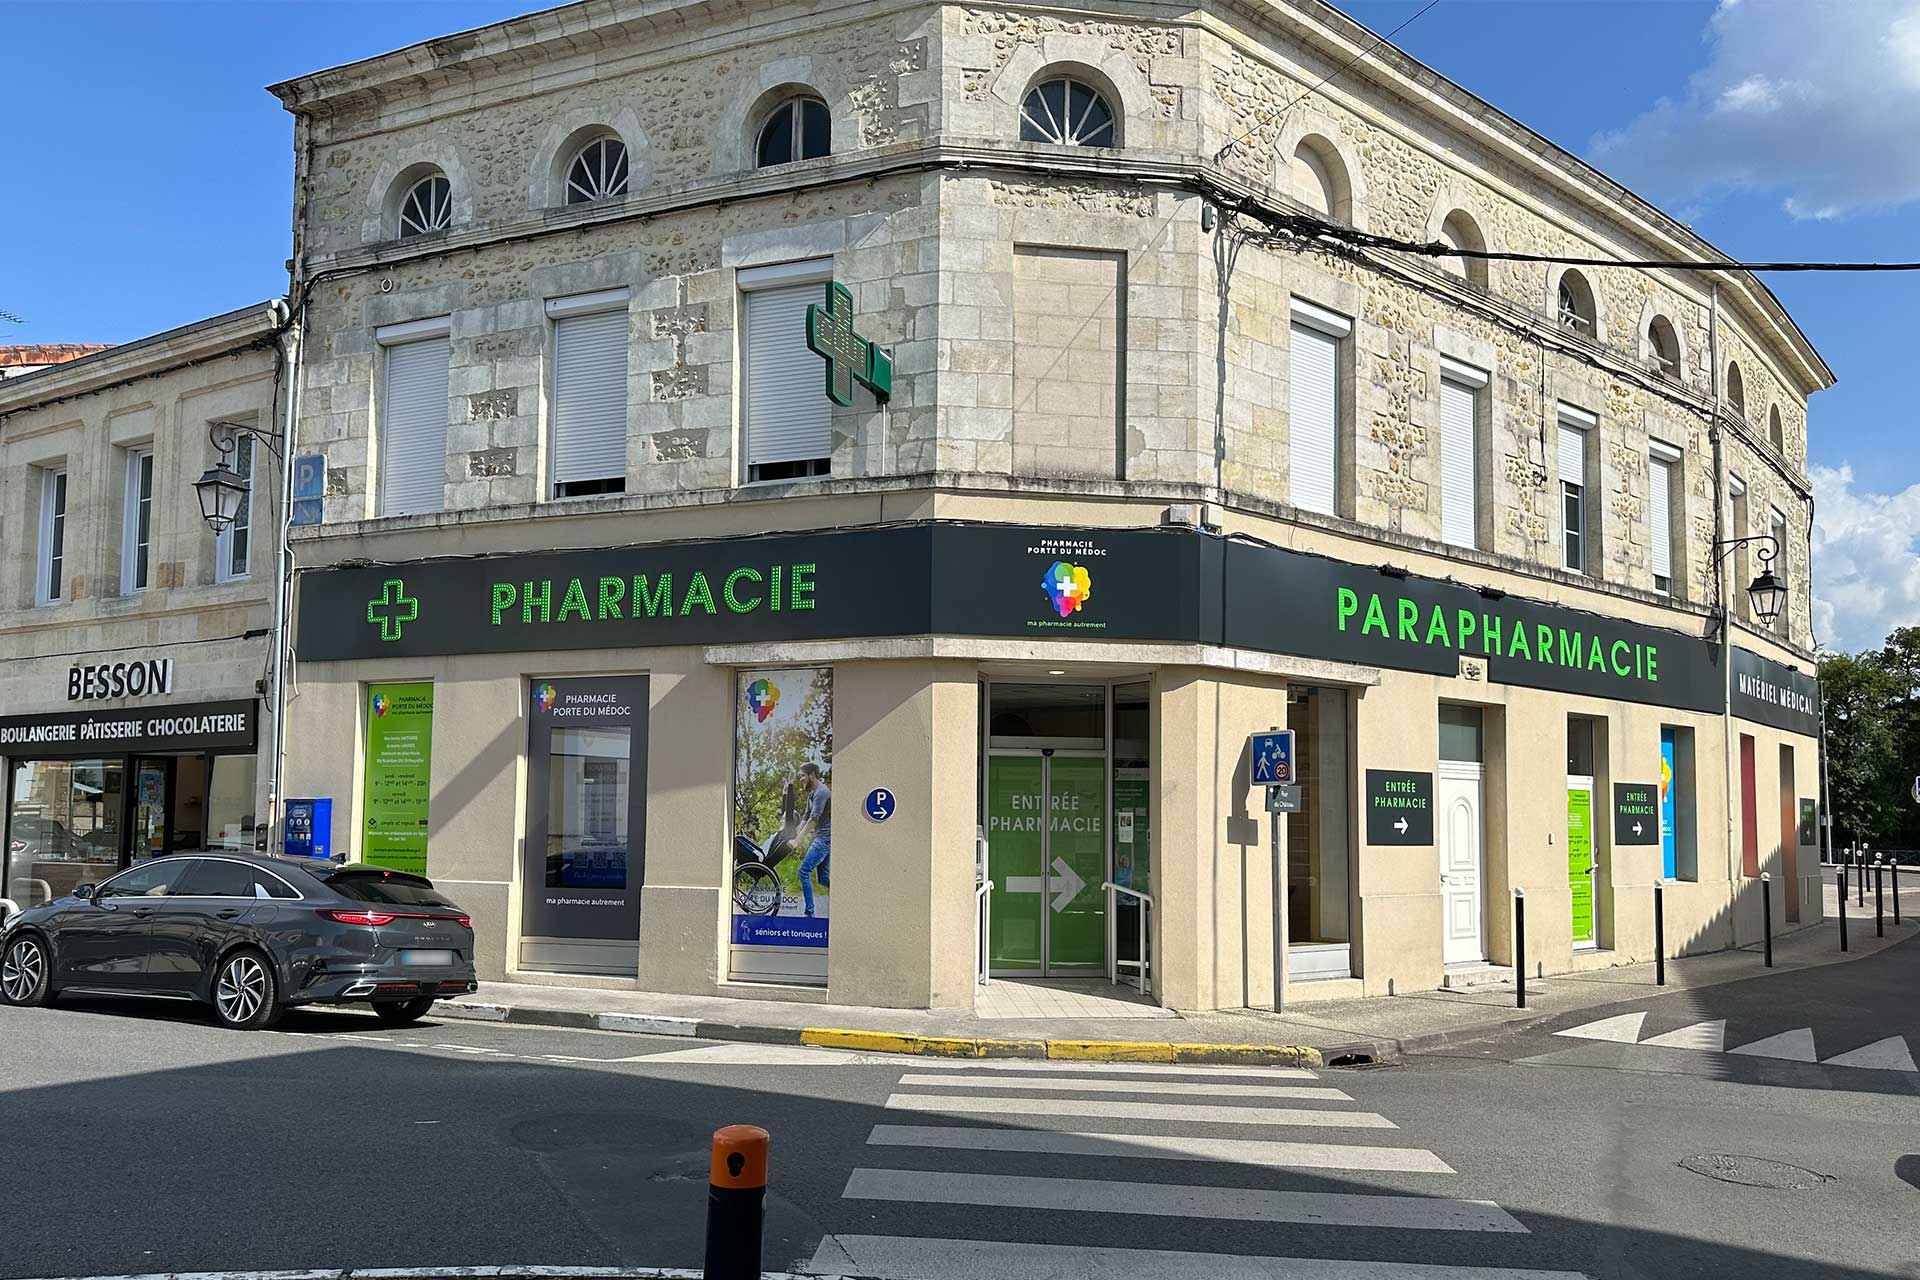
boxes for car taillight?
[324,909,397,926]
[453,915,472,930]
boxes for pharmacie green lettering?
[1646,647,1659,681]
[1589,637,1606,671]
[770,564,783,612]
[633,574,672,618]
[681,571,717,616]
[724,567,763,613]
[1397,598,1419,643]
[1536,624,1555,664]
[557,578,591,623]
[790,563,817,610]
[1610,640,1631,677]
[1559,630,1582,668]
[1509,624,1532,661]
[1424,606,1451,647]
[1456,609,1477,649]
[1338,588,1360,631]
[523,580,552,624]
[598,576,626,620]
[491,582,517,625]
[1363,594,1389,638]
[1481,614,1502,655]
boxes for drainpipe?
[267,302,305,851]
[1709,285,1738,945]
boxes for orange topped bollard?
[705,1124,769,1279]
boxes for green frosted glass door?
[1568,782,1595,946]
[986,755,1044,970]
[1047,755,1108,970]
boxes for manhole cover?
[1679,1153,1835,1190]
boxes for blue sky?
[2,0,1915,649]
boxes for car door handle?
[216,909,243,920]
[131,907,156,918]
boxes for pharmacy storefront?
[286,518,1817,1010]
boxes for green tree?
[1820,624,1920,850]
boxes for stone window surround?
[528,107,652,211]
[1275,112,1369,232]
[986,37,1154,155]
[364,147,474,246]
[712,56,856,177]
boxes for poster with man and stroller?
[731,667,832,949]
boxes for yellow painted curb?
[1045,1039,1175,1062]
[801,1028,928,1054]
[1173,1042,1324,1067]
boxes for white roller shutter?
[1648,454,1673,588]
[745,282,831,468]
[380,336,450,517]
[1288,321,1340,515]
[552,308,629,487]
[1557,421,1587,489]
[1439,375,1479,549]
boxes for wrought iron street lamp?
[1710,533,1787,630]
[193,419,284,534]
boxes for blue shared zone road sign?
[865,787,897,822]
[1250,731,1296,786]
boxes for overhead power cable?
[1215,0,1444,164]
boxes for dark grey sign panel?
[0,699,258,759]
[1365,769,1433,845]
[1730,647,1821,737]
[1614,783,1660,845]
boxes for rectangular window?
[1288,300,1350,517]
[1557,409,1592,574]
[548,289,630,498]
[376,319,452,517]
[35,467,67,605]
[121,447,154,594]
[1438,358,1487,550]
[1768,506,1789,635]
[1729,475,1750,621]
[740,262,832,483]
[1659,725,1698,881]
[1286,684,1352,956]
[1648,443,1678,595]
[216,435,253,582]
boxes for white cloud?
[1591,0,1920,220]
[1810,464,1920,651]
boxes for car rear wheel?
[1,934,52,1007]
[371,995,438,1026]
[211,949,283,1030]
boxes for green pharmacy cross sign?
[806,280,893,407]
[367,579,419,642]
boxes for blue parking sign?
[1250,731,1295,786]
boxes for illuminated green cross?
[366,579,418,642]
[805,280,893,407]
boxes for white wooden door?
[1439,762,1485,965]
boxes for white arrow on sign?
[1393,817,1409,835]
[1003,857,1088,913]
[1633,821,1644,837]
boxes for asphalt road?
[1,945,1915,1280]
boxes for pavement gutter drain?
[1679,1153,1836,1191]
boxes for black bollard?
[1859,854,1867,907]
[1761,873,1773,968]
[1514,888,1527,1010]
[1839,869,1849,953]
[1875,860,1885,938]
[705,1125,768,1280]
[1654,880,1666,987]
[1894,862,1902,925]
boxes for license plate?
[400,949,455,966]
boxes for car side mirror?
[73,883,96,901]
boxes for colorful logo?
[534,683,559,713]
[1659,753,1672,802]
[1041,561,1093,618]
[371,693,390,718]
[746,678,781,723]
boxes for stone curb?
[429,1000,1324,1067]
[9,1269,828,1280]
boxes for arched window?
[1646,315,1681,380]
[565,136,629,204]
[1769,405,1785,454]
[397,173,452,238]
[1556,270,1596,336]
[1725,362,1746,418]
[1437,209,1487,288]
[1291,137,1349,222]
[756,96,830,167]
[1019,76,1116,147]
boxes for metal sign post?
[1252,727,1294,1013]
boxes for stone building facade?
[270,0,1830,1009]
[0,306,283,912]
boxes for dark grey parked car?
[0,853,478,1029]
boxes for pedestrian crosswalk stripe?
[1640,1020,1725,1051]
[883,1092,1396,1127]
[1553,1011,1647,1043]
[806,1235,1590,1279]
[1727,1027,1818,1062]
[1821,1036,1918,1072]
[866,1123,1455,1172]
[842,1169,1527,1233]
[899,1058,1319,1079]
[894,1072,1350,1100]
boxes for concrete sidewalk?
[433,880,1916,1065]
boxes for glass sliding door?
[984,750,1108,975]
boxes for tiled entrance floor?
[975,977,1175,1020]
